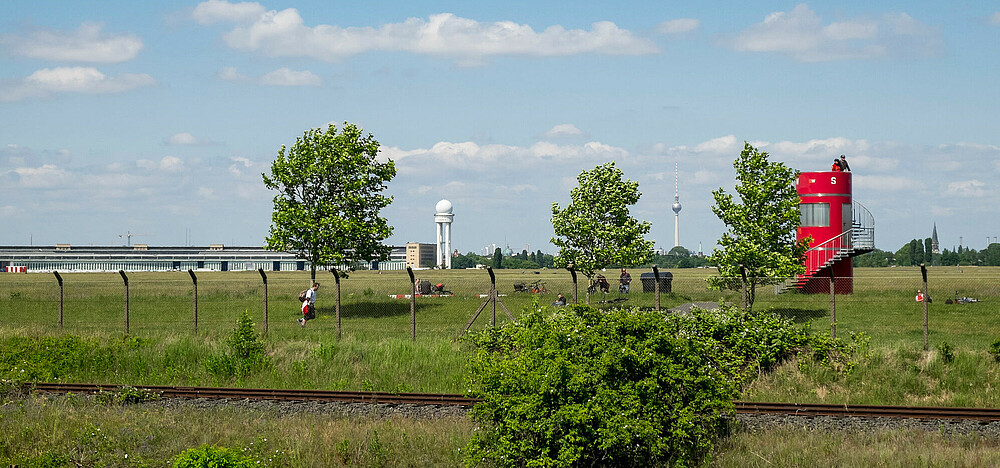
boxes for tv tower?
[672,163,682,248]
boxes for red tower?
[794,171,874,293]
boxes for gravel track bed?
[733,413,1000,436]
[19,392,1000,435]
[146,396,472,420]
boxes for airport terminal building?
[0,244,412,273]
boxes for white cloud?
[543,124,583,139]
[215,66,320,86]
[137,156,185,172]
[1,22,143,63]
[0,67,155,101]
[8,164,72,188]
[259,67,321,86]
[726,4,942,62]
[164,132,199,145]
[194,2,657,64]
[655,19,700,35]
[854,174,917,191]
[192,0,267,24]
[693,135,738,153]
[217,66,248,82]
[942,180,988,198]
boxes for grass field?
[2,266,999,466]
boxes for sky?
[2,1,999,256]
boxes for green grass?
[2,266,1000,466]
[0,391,472,467]
[711,426,1000,467]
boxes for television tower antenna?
[671,163,682,248]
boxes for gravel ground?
[146,396,472,420]
[732,413,1000,436]
[22,392,1000,436]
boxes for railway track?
[24,383,1000,421]
[26,382,479,407]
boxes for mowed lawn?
[1,266,997,347]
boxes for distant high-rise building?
[672,163,682,248]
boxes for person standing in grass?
[619,268,632,294]
[299,282,319,327]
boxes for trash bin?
[640,272,672,293]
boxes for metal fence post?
[567,265,578,304]
[652,266,661,312]
[489,267,496,326]
[407,267,416,341]
[921,264,929,351]
[188,269,198,333]
[331,269,342,340]
[53,271,63,329]
[258,268,268,336]
[829,268,836,339]
[119,270,129,335]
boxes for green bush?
[464,302,861,467]
[938,342,955,364]
[172,444,253,468]
[206,311,269,379]
[989,339,1000,362]
[464,303,739,467]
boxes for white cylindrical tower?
[672,163,682,248]
[434,199,454,269]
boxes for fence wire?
[1,267,997,340]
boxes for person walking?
[299,282,319,327]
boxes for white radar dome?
[435,199,453,214]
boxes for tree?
[551,162,654,296]
[491,247,503,270]
[924,237,934,264]
[709,142,808,312]
[263,123,396,282]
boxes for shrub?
[938,342,955,364]
[464,303,738,467]
[172,444,253,468]
[94,385,160,405]
[206,311,269,379]
[464,302,862,467]
[989,339,1000,362]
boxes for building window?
[800,203,830,227]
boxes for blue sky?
[2,1,998,256]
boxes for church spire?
[931,223,940,254]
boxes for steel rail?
[735,401,1000,421]
[24,383,1000,421]
[27,382,480,407]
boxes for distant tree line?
[854,240,1000,267]
[452,248,556,269]
[644,246,713,269]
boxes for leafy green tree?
[985,243,1000,266]
[911,239,924,266]
[491,247,503,270]
[924,237,934,264]
[854,248,893,267]
[709,142,808,312]
[551,162,654,295]
[263,123,396,282]
[453,252,488,269]
[464,304,738,467]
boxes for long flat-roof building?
[0,244,410,272]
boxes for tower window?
[800,203,830,227]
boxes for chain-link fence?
[2,266,997,343]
